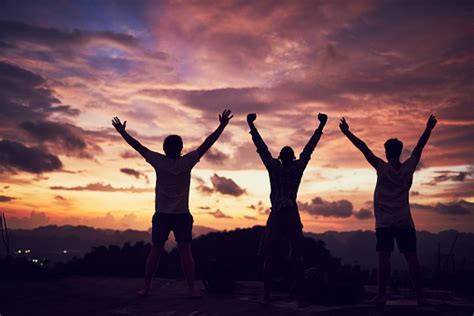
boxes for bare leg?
[138,243,163,296]
[178,242,200,297]
[263,257,273,303]
[404,252,424,304]
[372,251,391,305]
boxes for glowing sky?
[0,0,473,232]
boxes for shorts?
[258,207,304,258]
[375,227,416,253]
[151,212,193,245]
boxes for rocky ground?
[1,277,473,316]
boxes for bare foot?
[368,294,387,306]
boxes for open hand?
[426,114,437,130]
[219,109,233,126]
[112,117,127,133]
[318,113,328,125]
[247,113,257,124]
[339,117,349,133]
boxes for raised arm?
[247,113,274,167]
[339,117,382,169]
[196,109,233,158]
[411,114,437,161]
[112,117,149,158]
[300,113,327,163]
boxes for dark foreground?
[1,277,473,316]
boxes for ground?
[1,277,473,316]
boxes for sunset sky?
[0,0,472,233]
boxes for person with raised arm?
[339,114,437,306]
[112,109,233,298]
[247,112,327,304]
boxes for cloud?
[244,215,257,220]
[0,139,62,174]
[412,200,473,216]
[248,201,270,215]
[120,168,149,183]
[208,209,233,219]
[194,174,246,197]
[0,19,141,53]
[353,208,373,220]
[19,121,99,158]
[204,148,229,165]
[210,173,246,196]
[50,182,153,193]
[425,170,472,186]
[7,211,50,229]
[120,151,139,159]
[0,195,15,202]
[300,197,353,218]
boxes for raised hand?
[426,114,437,130]
[219,109,233,127]
[318,113,328,126]
[247,113,257,124]
[339,117,349,134]
[112,116,127,134]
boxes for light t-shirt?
[374,156,418,229]
[145,150,200,214]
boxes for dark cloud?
[210,173,246,196]
[7,211,50,229]
[300,197,353,218]
[54,195,66,201]
[0,195,15,202]
[0,139,62,174]
[120,168,149,183]
[204,148,229,165]
[249,201,270,215]
[412,200,473,216]
[120,150,139,159]
[0,19,140,52]
[208,209,233,219]
[194,176,215,195]
[353,208,373,220]
[19,121,96,158]
[50,182,152,193]
[194,174,246,197]
[425,170,472,186]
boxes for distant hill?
[4,224,217,263]
[3,225,473,272]
[306,230,474,271]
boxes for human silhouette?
[339,114,437,306]
[112,109,233,297]
[247,112,327,303]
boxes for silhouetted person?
[247,112,327,303]
[112,109,233,297]
[339,114,437,305]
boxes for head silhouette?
[279,146,296,165]
[163,135,183,158]
[384,138,403,160]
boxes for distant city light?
[62,250,68,254]
[32,259,38,263]
[17,250,22,254]
[25,249,31,253]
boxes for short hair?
[384,138,403,158]
[163,135,183,158]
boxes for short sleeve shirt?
[146,150,200,214]
[374,156,418,228]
